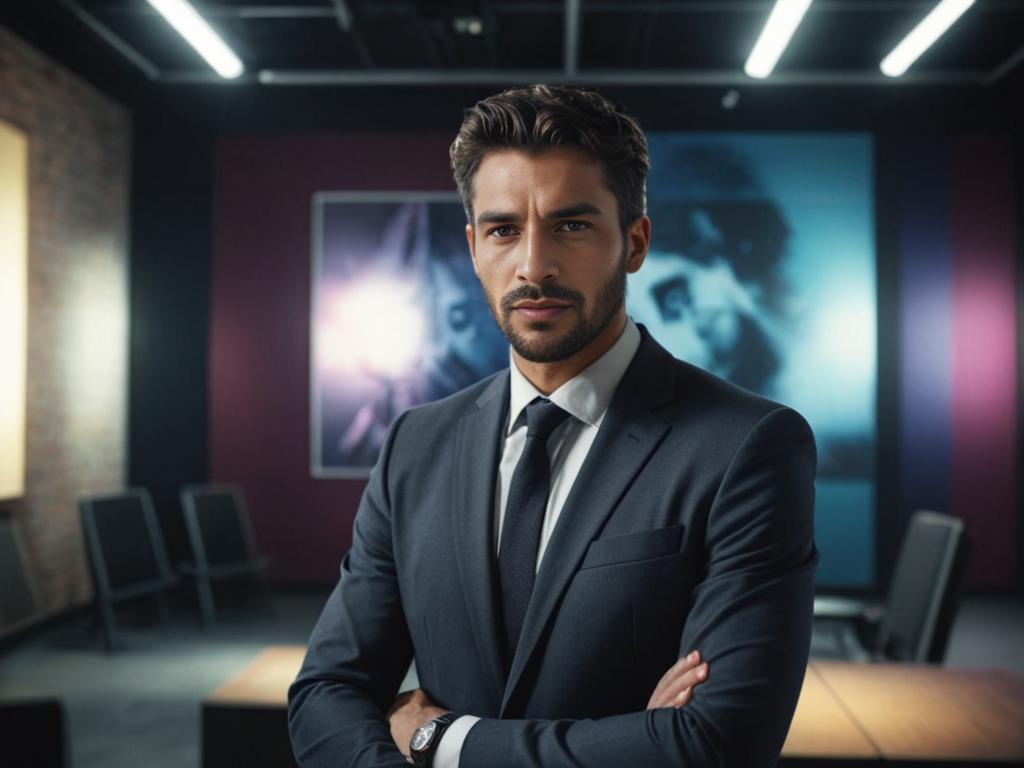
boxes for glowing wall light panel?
[146,0,244,79]
[881,0,976,77]
[0,120,28,500]
[744,0,814,79]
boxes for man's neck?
[511,313,627,395]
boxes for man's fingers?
[647,661,709,709]
[647,651,712,712]
[660,662,708,706]
[675,686,693,707]
[651,650,699,699]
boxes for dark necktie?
[498,397,571,665]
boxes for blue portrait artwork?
[311,134,876,587]
[634,134,876,587]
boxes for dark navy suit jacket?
[288,327,818,767]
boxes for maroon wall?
[211,134,455,583]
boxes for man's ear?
[626,215,651,274]
[466,223,481,278]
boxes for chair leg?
[197,576,216,628]
[98,598,119,652]
[257,570,275,617]
[155,592,172,628]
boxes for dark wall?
[128,108,214,563]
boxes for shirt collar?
[507,317,641,435]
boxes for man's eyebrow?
[475,210,518,226]
[475,202,603,226]
[547,202,602,219]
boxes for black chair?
[0,698,67,768]
[812,510,969,663]
[179,484,272,627]
[79,489,178,650]
[0,517,39,639]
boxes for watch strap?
[410,712,459,768]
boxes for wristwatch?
[410,712,458,767]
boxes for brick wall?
[0,25,131,617]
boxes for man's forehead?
[470,147,614,218]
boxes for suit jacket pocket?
[579,524,684,570]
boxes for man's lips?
[512,301,571,320]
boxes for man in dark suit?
[288,85,818,767]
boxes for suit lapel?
[500,330,677,714]
[451,372,509,710]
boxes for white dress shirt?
[433,318,642,768]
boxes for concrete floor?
[0,589,1022,768]
[0,588,326,768]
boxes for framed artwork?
[637,135,876,587]
[311,192,506,477]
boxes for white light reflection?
[319,277,425,380]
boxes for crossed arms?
[288,407,817,767]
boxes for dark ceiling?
[43,0,1024,86]
[2,1,1022,131]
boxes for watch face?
[411,720,437,752]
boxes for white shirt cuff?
[432,715,481,768]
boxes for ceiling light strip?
[744,0,814,80]
[880,0,976,78]
[145,0,244,79]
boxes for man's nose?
[514,228,559,285]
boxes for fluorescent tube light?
[880,0,975,77]
[744,0,813,79]
[146,0,244,79]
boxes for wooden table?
[782,663,878,764]
[812,660,1024,764]
[203,646,1024,767]
[202,647,306,768]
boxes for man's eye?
[490,226,516,238]
[558,221,589,232]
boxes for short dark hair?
[450,84,650,232]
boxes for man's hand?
[387,688,449,760]
[646,650,710,710]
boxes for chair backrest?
[180,485,259,568]
[0,517,39,637]
[876,510,968,663]
[79,489,175,598]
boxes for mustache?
[500,284,584,314]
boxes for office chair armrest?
[813,596,883,623]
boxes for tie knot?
[525,398,570,440]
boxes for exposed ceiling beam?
[331,0,353,31]
[983,41,1024,85]
[413,16,446,69]
[63,0,161,80]
[237,68,984,87]
[331,0,374,69]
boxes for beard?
[485,255,628,364]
